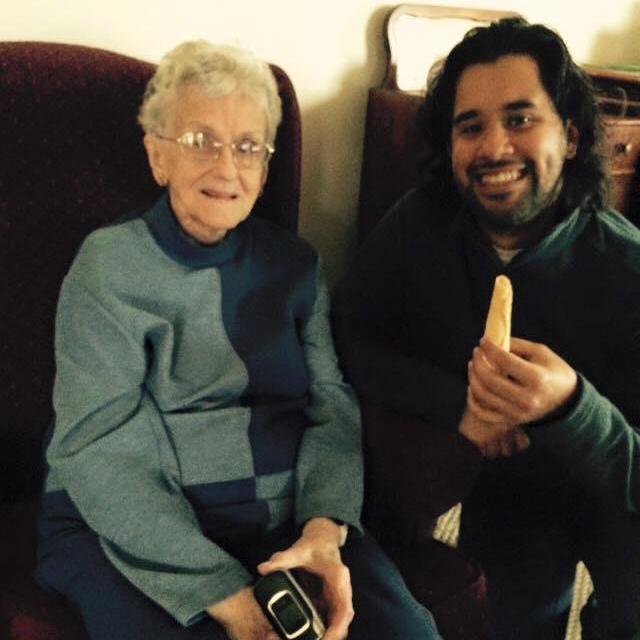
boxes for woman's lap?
[36,526,440,639]
[36,527,227,639]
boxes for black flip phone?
[254,570,325,640]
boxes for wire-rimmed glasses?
[154,131,274,169]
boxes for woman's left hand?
[257,518,353,640]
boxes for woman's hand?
[257,517,353,640]
[207,586,278,640]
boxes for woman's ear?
[143,134,168,186]
[565,121,579,160]
[259,164,269,195]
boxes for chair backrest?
[0,41,301,501]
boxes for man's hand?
[257,517,353,640]
[468,336,578,426]
[458,402,530,458]
[207,586,278,640]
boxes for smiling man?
[335,18,640,640]
[450,54,578,247]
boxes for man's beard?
[459,162,564,234]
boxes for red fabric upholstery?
[388,540,488,639]
[361,403,488,639]
[362,403,482,540]
[357,88,421,242]
[0,41,301,640]
[0,500,87,639]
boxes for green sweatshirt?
[335,187,640,515]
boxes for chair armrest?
[0,499,40,572]
[362,402,481,543]
[385,538,489,640]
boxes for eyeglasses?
[154,131,274,169]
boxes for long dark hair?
[417,17,607,213]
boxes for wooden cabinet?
[602,118,640,220]
[588,66,640,222]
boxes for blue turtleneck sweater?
[37,195,363,626]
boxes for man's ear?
[565,121,579,159]
[143,134,168,186]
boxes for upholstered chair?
[0,40,301,640]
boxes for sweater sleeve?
[47,262,252,626]
[333,199,467,430]
[531,373,640,514]
[294,266,364,535]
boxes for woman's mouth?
[201,189,237,200]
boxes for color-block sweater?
[38,195,363,626]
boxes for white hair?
[138,40,282,144]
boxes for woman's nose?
[213,145,239,178]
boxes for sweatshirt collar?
[143,193,245,268]
[456,204,590,267]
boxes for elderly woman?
[34,41,440,640]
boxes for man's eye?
[507,114,531,128]
[458,123,482,136]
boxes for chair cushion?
[362,402,482,539]
[0,500,39,572]
[386,538,489,640]
[0,500,89,639]
[1,572,88,640]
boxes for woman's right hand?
[207,586,279,640]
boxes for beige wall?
[4,0,640,284]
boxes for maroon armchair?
[0,41,301,640]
